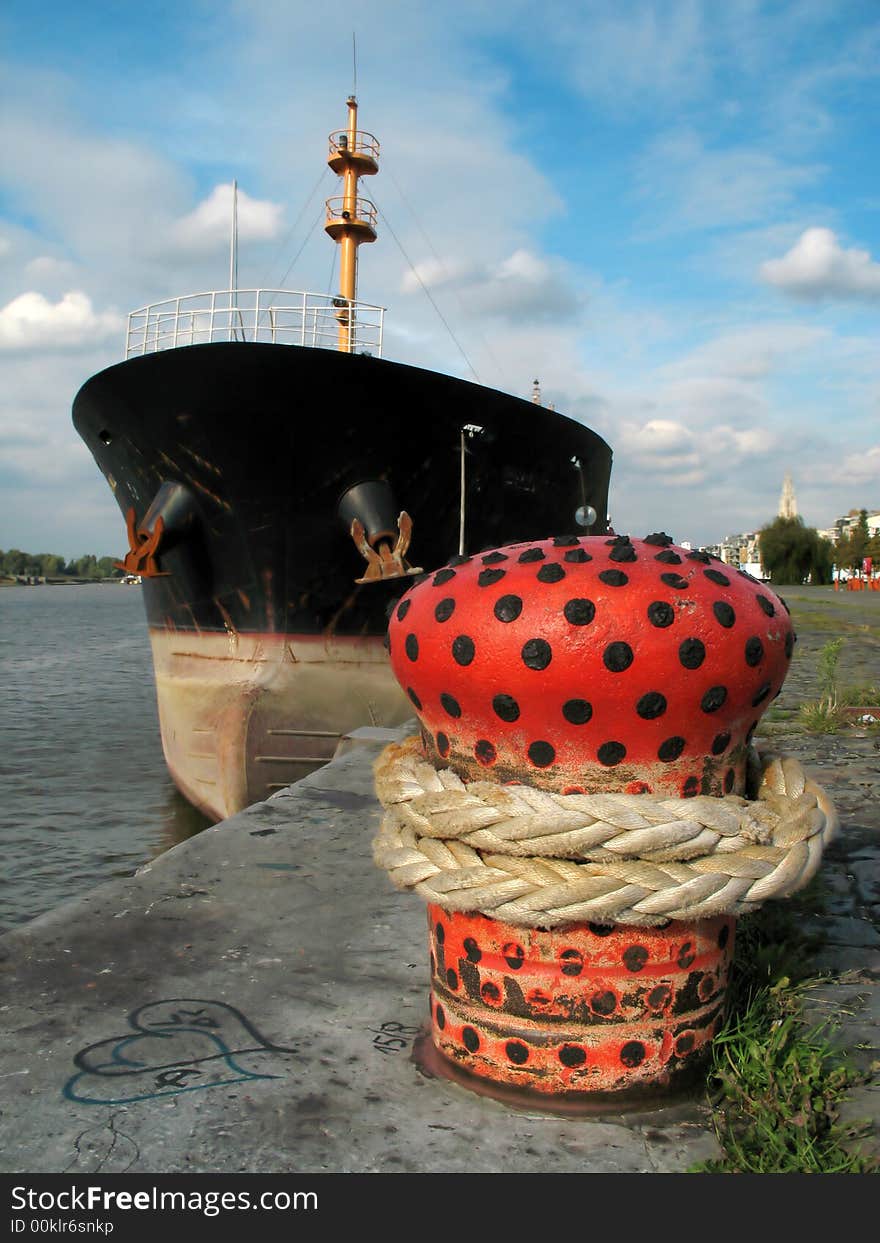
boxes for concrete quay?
[1,591,878,1175]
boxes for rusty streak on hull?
[150,628,411,821]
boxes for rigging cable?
[373,195,481,384]
[261,167,332,288]
[382,160,506,387]
[275,202,328,289]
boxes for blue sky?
[1,0,878,558]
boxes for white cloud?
[760,228,880,301]
[401,248,579,322]
[635,131,823,233]
[825,445,880,486]
[169,183,284,254]
[24,255,79,284]
[0,291,123,351]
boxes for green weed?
[692,891,876,1173]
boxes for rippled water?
[0,584,211,933]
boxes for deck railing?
[125,289,385,358]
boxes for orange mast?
[325,96,379,352]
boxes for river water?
[0,584,211,933]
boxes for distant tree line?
[758,508,880,586]
[0,548,123,580]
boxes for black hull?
[73,343,613,818]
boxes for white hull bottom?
[149,628,411,822]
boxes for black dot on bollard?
[746,721,758,744]
[679,638,706,669]
[623,945,649,972]
[712,731,731,755]
[683,776,699,797]
[718,924,730,950]
[518,548,545,563]
[644,531,674,546]
[598,740,626,766]
[397,598,411,621]
[528,740,555,768]
[478,567,506,587]
[637,691,667,719]
[506,1041,530,1064]
[464,937,482,963]
[433,568,456,586]
[701,685,728,713]
[494,594,523,623]
[446,968,459,989]
[752,682,772,706]
[452,635,475,666]
[503,942,525,970]
[677,943,696,969]
[407,687,422,709]
[405,633,419,662]
[785,631,795,658]
[724,768,735,793]
[553,535,579,547]
[620,1041,647,1068]
[537,563,565,583]
[589,990,617,1015]
[647,984,672,1011]
[647,601,674,628]
[558,1044,588,1067]
[475,739,497,766]
[440,692,461,718]
[655,550,682,564]
[435,921,445,943]
[563,698,593,724]
[560,949,584,976]
[757,595,775,617]
[745,636,764,666]
[658,735,686,761]
[564,598,595,625]
[481,981,500,1002]
[462,1027,480,1053]
[434,597,456,623]
[522,638,552,670]
[436,732,450,757]
[675,1032,695,1055]
[564,548,592,563]
[482,551,508,564]
[704,569,730,587]
[493,693,520,722]
[609,544,637,563]
[599,569,628,587]
[660,573,689,590]
[713,601,736,628]
[589,923,614,936]
[603,641,633,672]
[435,1004,446,1029]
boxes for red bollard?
[380,533,798,1104]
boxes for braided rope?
[372,736,839,928]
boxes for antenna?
[352,32,357,98]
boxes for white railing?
[125,289,385,358]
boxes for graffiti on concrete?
[63,999,297,1105]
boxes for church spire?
[778,472,798,520]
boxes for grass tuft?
[691,887,877,1173]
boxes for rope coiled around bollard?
[372,736,839,928]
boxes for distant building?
[778,473,798,520]
[705,531,764,578]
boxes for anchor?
[114,507,169,578]
[350,510,422,583]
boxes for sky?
[1,0,878,559]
